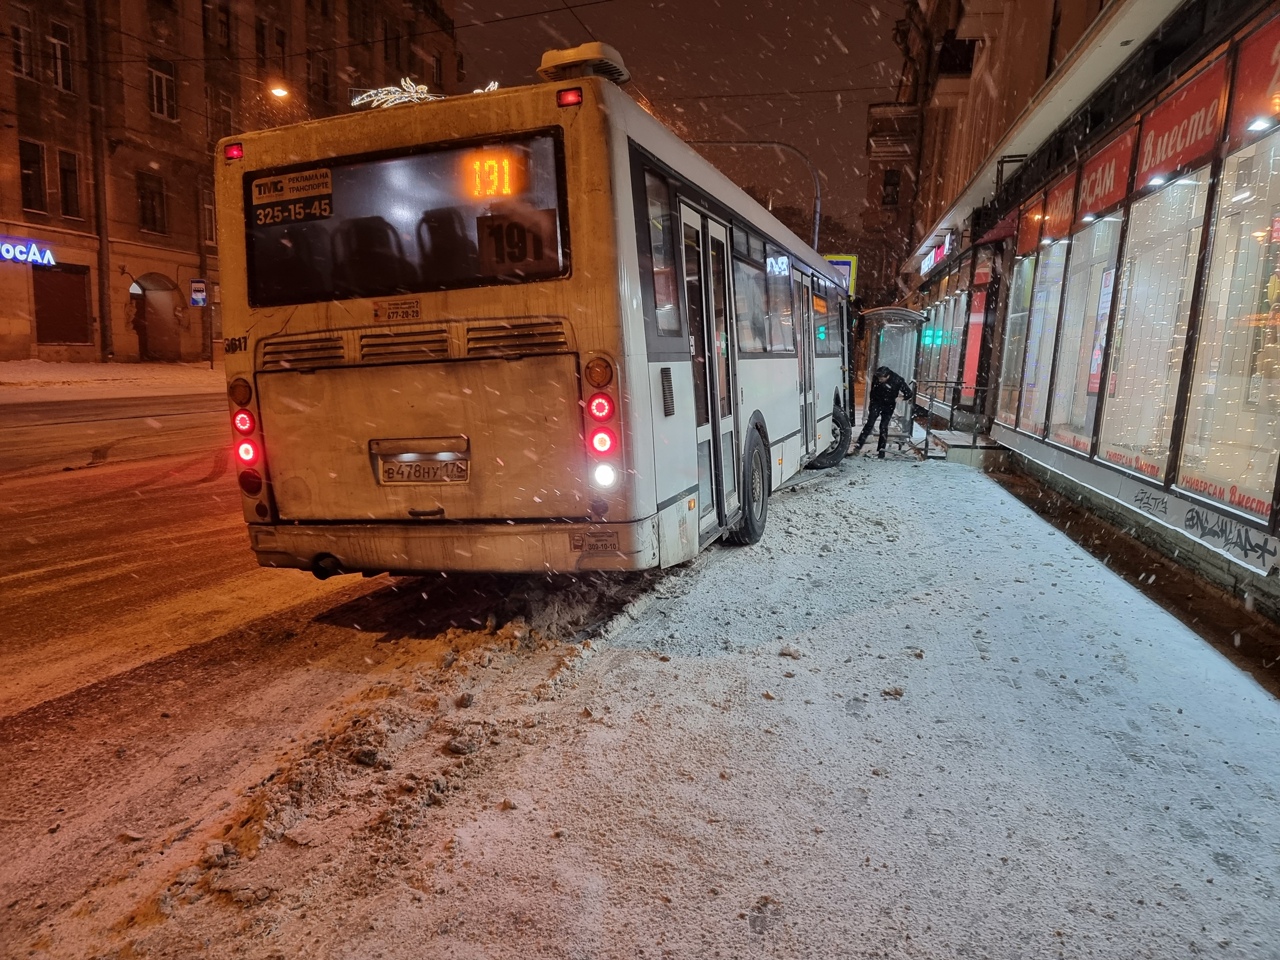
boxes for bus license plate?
[378,458,469,484]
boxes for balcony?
[956,0,1004,41]
[867,102,921,161]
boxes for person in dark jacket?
[854,365,914,458]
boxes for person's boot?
[877,450,886,459]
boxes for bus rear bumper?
[246,517,660,576]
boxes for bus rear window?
[244,133,567,307]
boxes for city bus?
[214,43,851,579]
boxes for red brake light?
[588,428,616,455]
[232,409,256,434]
[557,87,583,107]
[236,440,258,464]
[224,142,244,160]
[587,393,614,421]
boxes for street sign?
[824,254,857,294]
[190,279,207,307]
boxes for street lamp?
[686,139,822,249]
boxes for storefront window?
[1048,216,1122,453]
[996,255,1036,425]
[1177,129,1280,521]
[1018,239,1069,434]
[1098,170,1210,478]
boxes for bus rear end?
[215,80,657,577]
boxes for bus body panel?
[257,351,586,522]
[247,517,658,573]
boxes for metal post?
[686,140,822,249]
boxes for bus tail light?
[232,409,256,434]
[224,142,244,160]
[587,393,614,421]
[238,469,263,496]
[591,463,618,488]
[584,357,613,388]
[236,440,259,465]
[588,428,616,455]
[557,87,583,108]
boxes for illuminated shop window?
[1177,129,1280,521]
[1048,216,1122,452]
[996,256,1036,425]
[1098,169,1210,478]
[1018,239,1069,434]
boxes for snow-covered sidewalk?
[117,458,1280,960]
[0,359,225,404]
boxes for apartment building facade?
[0,0,461,363]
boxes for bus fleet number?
[224,335,248,355]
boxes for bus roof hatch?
[537,42,630,85]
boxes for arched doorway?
[128,273,181,361]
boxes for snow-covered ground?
[77,456,1276,960]
[0,359,224,403]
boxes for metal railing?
[910,379,991,460]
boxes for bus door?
[794,270,817,456]
[680,203,740,537]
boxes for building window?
[431,53,442,87]
[137,172,168,233]
[11,7,34,78]
[382,20,400,71]
[318,54,331,101]
[255,19,267,68]
[202,187,217,244]
[148,59,178,119]
[881,168,901,206]
[456,52,465,83]
[58,150,81,218]
[19,139,46,212]
[1047,216,1122,451]
[1178,128,1280,521]
[206,86,233,141]
[1098,170,1211,478]
[217,3,232,48]
[48,21,72,91]
[275,27,286,74]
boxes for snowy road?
[2,455,1279,959]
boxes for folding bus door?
[680,203,740,539]
[794,270,817,457]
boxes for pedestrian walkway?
[0,359,225,404]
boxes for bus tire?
[807,404,851,470]
[729,429,769,545]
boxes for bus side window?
[765,244,795,352]
[733,256,767,353]
[643,171,681,336]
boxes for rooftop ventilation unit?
[537,42,630,85]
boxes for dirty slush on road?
[2,565,667,959]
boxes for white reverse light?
[592,463,618,488]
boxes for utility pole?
[84,0,113,361]
[686,140,822,250]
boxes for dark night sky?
[452,1,905,229]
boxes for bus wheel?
[807,404,852,470]
[729,429,769,545]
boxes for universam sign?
[0,237,56,265]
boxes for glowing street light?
[270,85,289,98]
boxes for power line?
[655,81,896,102]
